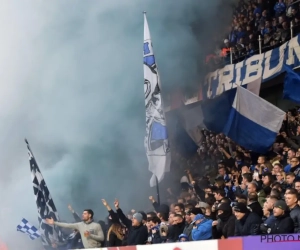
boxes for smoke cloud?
[0,0,236,249]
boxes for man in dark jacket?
[168,214,186,242]
[212,202,235,239]
[114,199,148,245]
[233,202,262,236]
[265,200,294,234]
[248,192,263,218]
[183,209,194,241]
[285,190,300,233]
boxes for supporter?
[247,192,263,218]
[265,200,294,234]
[168,214,186,242]
[286,172,296,188]
[290,157,300,177]
[45,209,104,249]
[285,189,300,233]
[174,203,185,214]
[233,202,262,236]
[260,196,278,234]
[178,234,189,242]
[147,217,162,244]
[274,0,286,17]
[191,214,213,241]
[168,212,176,225]
[107,223,124,247]
[212,202,235,239]
[295,180,300,193]
[114,199,148,245]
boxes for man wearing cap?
[183,208,202,241]
[114,199,148,245]
[212,202,235,239]
[265,200,294,234]
[191,214,213,241]
[233,202,262,236]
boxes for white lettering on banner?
[202,34,300,100]
[241,54,263,85]
[286,36,300,65]
[217,64,234,95]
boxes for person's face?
[286,175,295,184]
[262,176,270,185]
[218,167,226,176]
[168,214,174,225]
[174,206,181,213]
[205,208,211,216]
[172,216,182,225]
[295,182,300,193]
[279,16,283,24]
[132,218,140,227]
[291,158,299,168]
[265,198,274,210]
[273,165,281,173]
[241,166,250,174]
[146,221,152,230]
[288,150,295,159]
[82,211,91,221]
[276,172,284,181]
[258,157,265,164]
[185,213,192,223]
[285,194,298,207]
[234,211,245,220]
[204,188,212,194]
[263,206,270,217]
[247,183,256,193]
[279,143,284,148]
[273,207,284,217]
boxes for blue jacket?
[192,219,212,241]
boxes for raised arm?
[114,199,131,228]
[68,204,81,222]
[101,199,119,223]
[45,218,79,230]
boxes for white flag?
[143,13,171,187]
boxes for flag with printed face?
[143,13,171,187]
[25,139,65,247]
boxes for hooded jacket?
[192,218,213,241]
[234,212,262,236]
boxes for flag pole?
[155,176,161,206]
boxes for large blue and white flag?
[283,65,300,103]
[222,86,285,153]
[17,218,41,240]
[25,139,65,247]
[143,13,171,187]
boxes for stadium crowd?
[45,106,300,249]
[206,0,300,71]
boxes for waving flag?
[143,13,171,187]
[25,139,65,247]
[17,218,41,240]
[283,65,300,103]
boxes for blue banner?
[203,35,300,100]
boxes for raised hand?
[114,199,119,209]
[45,218,54,225]
[101,199,108,207]
[67,204,74,212]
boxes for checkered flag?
[17,218,41,240]
[25,139,65,247]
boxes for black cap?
[189,208,203,215]
[233,202,249,213]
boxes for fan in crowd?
[206,0,300,71]
[45,105,300,249]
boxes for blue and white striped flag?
[143,13,171,187]
[17,218,41,240]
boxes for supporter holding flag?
[191,214,213,241]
